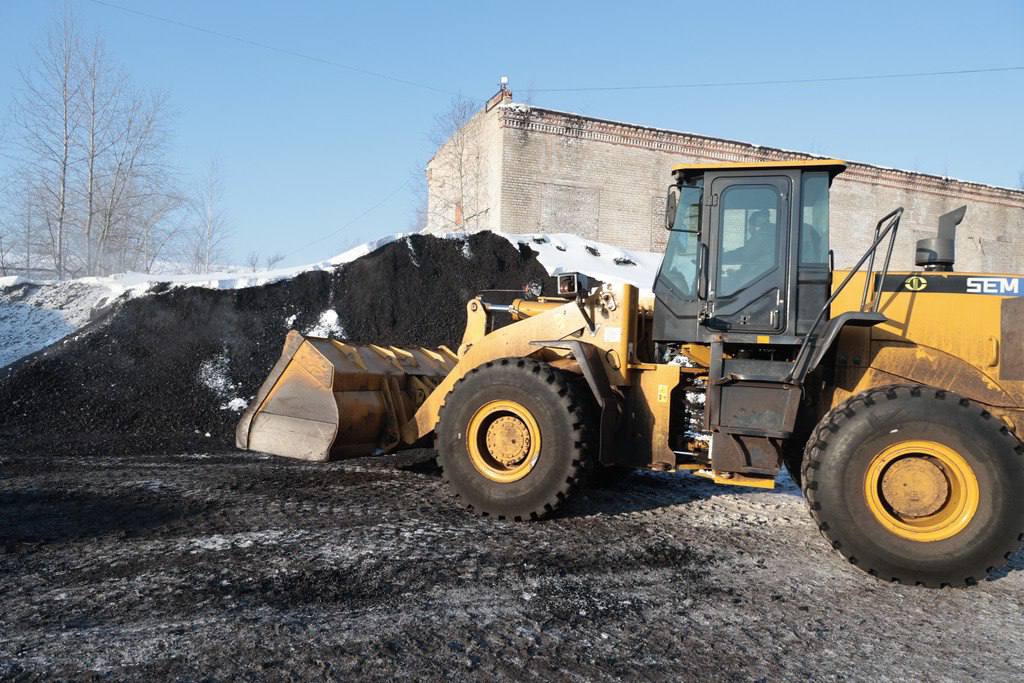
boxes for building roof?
[499,104,1024,202]
[671,159,847,174]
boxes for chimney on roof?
[485,75,512,112]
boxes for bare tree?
[92,91,176,274]
[185,162,232,273]
[78,35,120,275]
[245,251,260,272]
[4,11,181,278]
[11,12,83,278]
[133,190,184,273]
[264,252,285,270]
[0,232,9,276]
[427,96,485,232]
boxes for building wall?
[427,102,1024,273]
[425,104,505,234]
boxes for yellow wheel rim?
[864,440,980,542]
[466,400,541,483]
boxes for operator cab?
[653,159,847,346]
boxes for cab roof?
[671,158,847,175]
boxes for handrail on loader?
[786,207,903,384]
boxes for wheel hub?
[485,415,531,467]
[466,399,543,484]
[880,456,949,518]
[864,440,980,542]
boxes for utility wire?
[530,66,1024,92]
[83,0,1022,97]
[282,180,413,260]
[83,0,461,96]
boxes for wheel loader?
[237,160,1024,586]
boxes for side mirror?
[664,186,679,231]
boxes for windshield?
[660,182,702,298]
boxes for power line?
[282,180,412,260]
[530,66,1024,93]
[83,0,461,97]
[82,0,1023,100]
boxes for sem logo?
[904,276,928,292]
[966,277,1021,295]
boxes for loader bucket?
[236,330,457,461]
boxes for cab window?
[800,172,830,265]
[717,185,781,297]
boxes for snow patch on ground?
[405,236,420,267]
[189,530,292,552]
[197,352,233,395]
[303,309,345,338]
[197,350,247,412]
[0,281,118,368]
[221,397,248,412]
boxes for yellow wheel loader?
[237,160,1024,586]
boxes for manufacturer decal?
[966,277,1021,295]
[878,274,1024,296]
[903,275,928,292]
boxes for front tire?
[436,359,594,520]
[802,384,1024,586]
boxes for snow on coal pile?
[0,280,118,368]
[0,232,548,456]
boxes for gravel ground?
[2,449,1022,681]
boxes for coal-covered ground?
[0,232,548,456]
[3,449,1024,681]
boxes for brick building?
[425,90,1024,272]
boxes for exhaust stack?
[915,205,966,272]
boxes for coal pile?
[0,232,548,456]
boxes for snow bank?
[1,230,657,298]
[0,281,117,368]
[497,232,661,290]
[0,229,662,370]
[438,231,661,290]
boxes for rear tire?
[436,359,595,520]
[802,384,1024,586]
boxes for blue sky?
[1,0,1022,266]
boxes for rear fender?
[831,342,1024,437]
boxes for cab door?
[704,176,791,335]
